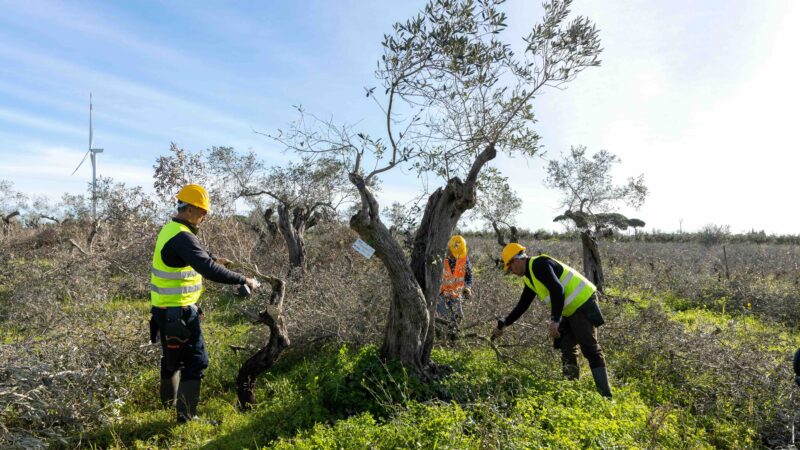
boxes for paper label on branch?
[352,239,375,259]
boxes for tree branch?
[240,189,290,207]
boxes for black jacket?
[502,256,566,326]
[159,219,246,285]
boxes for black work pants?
[558,296,606,374]
[151,304,209,381]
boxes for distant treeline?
[463,225,800,246]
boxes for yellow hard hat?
[448,235,467,258]
[501,243,526,269]
[176,184,211,212]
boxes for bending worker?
[492,243,612,398]
[150,184,258,423]
[437,235,473,324]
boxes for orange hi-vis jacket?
[440,256,467,300]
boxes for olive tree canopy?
[546,145,647,291]
[269,0,602,372]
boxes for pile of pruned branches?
[0,219,158,447]
[0,213,394,447]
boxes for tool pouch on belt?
[163,308,192,372]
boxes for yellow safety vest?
[150,221,203,307]
[523,255,596,318]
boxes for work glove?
[547,321,561,339]
[491,326,503,341]
[238,278,261,297]
[463,288,473,300]
[491,320,505,341]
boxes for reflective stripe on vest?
[150,284,204,295]
[440,256,467,299]
[151,267,200,279]
[150,221,203,307]
[522,255,596,317]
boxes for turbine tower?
[71,93,104,222]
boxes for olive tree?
[0,180,27,239]
[83,177,159,248]
[383,201,423,251]
[240,156,353,271]
[546,145,647,291]
[153,143,211,213]
[25,195,62,227]
[472,168,523,246]
[154,144,264,218]
[271,0,602,372]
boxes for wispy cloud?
[0,107,84,138]
[0,146,153,194]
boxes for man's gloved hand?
[491,326,503,341]
[547,320,561,339]
[245,277,260,291]
[238,277,261,297]
[463,288,473,300]
[491,320,505,341]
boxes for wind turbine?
[71,93,104,222]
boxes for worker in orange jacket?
[437,235,473,324]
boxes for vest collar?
[171,218,199,235]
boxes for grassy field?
[2,228,799,449]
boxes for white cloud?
[0,146,153,198]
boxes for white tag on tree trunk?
[352,239,375,259]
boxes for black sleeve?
[165,232,246,285]
[464,257,473,287]
[532,257,564,321]
[502,286,535,327]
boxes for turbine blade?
[71,150,91,175]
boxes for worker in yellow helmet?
[149,184,259,423]
[437,235,473,327]
[492,243,612,398]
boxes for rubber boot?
[159,371,180,408]
[591,366,613,398]
[176,379,201,423]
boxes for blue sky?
[0,0,798,234]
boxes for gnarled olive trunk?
[411,186,470,365]
[580,229,605,292]
[491,221,519,247]
[2,211,19,239]
[412,145,495,364]
[491,221,506,247]
[236,275,289,410]
[275,204,320,272]
[86,220,99,250]
[349,173,428,371]
[351,145,496,373]
[509,226,519,244]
